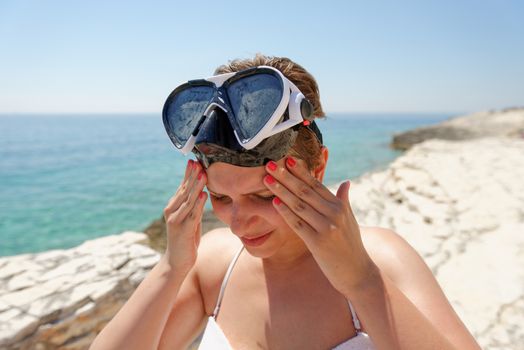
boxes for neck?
[260,232,314,274]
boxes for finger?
[179,191,208,236]
[272,196,317,244]
[336,180,358,222]
[176,168,207,222]
[284,157,337,203]
[166,188,207,231]
[336,180,351,206]
[193,192,208,223]
[166,160,196,208]
[185,170,207,207]
[165,161,201,214]
[195,222,202,248]
[167,167,204,216]
[266,159,336,217]
[264,174,328,233]
[191,193,207,250]
[183,159,194,181]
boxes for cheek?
[210,200,229,223]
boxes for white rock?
[0,309,39,346]
[335,136,524,347]
[2,285,54,308]
[0,231,152,349]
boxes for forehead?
[206,162,267,194]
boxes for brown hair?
[214,53,326,170]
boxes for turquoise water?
[0,113,450,256]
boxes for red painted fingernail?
[265,174,276,184]
[199,191,205,199]
[303,120,310,126]
[197,171,203,180]
[267,161,277,171]
[273,197,282,205]
[286,156,296,168]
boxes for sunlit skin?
[91,148,480,350]
[206,158,315,272]
[204,146,377,294]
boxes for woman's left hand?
[263,156,379,297]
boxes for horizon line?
[0,110,469,116]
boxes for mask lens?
[165,85,215,146]
[226,73,283,142]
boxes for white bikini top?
[198,245,376,349]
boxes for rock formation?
[344,137,524,349]
[391,107,524,150]
[0,232,159,349]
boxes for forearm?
[90,255,187,350]
[345,267,458,350]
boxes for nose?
[229,203,258,236]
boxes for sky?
[0,0,523,115]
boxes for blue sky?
[1,0,523,114]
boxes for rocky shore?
[0,232,159,349]
[348,136,524,348]
[1,108,522,349]
[391,106,524,150]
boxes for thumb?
[336,180,351,205]
[194,222,202,249]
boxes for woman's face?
[206,159,299,258]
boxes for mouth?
[242,231,272,240]
[240,230,273,246]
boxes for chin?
[243,245,276,259]
[240,233,280,259]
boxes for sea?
[0,113,451,257]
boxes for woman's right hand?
[162,159,207,275]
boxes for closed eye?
[210,194,231,202]
[256,194,275,201]
[209,193,274,202]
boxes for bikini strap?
[212,245,245,320]
[347,300,362,331]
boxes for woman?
[90,54,480,349]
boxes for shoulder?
[360,226,414,265]
[194,227,243,315]
[360,225,430,287]
[360,226,456,320]
[360,225,448,311]
[358,227,479,347]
